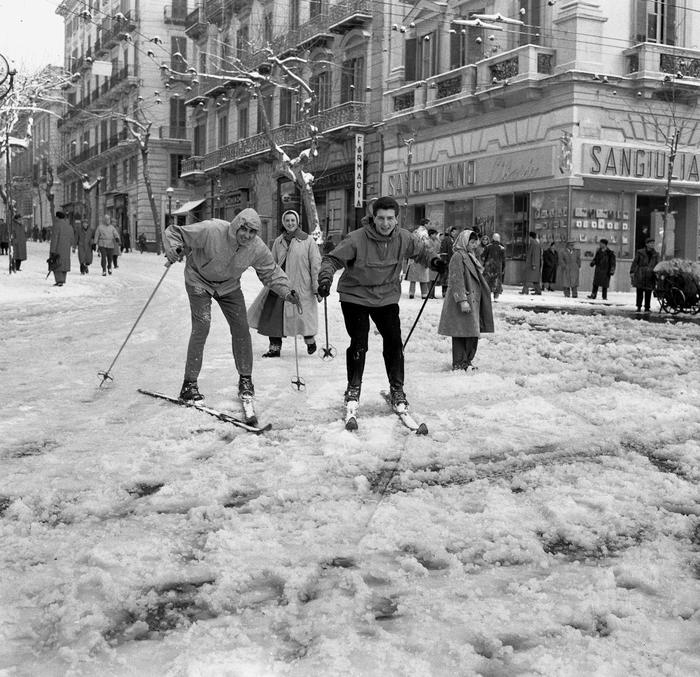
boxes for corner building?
[382,0,700,289]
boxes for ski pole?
[402,275,439,350]
[289,294,306,391]
[97,254,178,387]
[320,297,337,361]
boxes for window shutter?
[405,37,417,81]
[665,0,676,45]
[450,29,462,70]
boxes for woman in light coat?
[248,209,321,356]
[558,241,581,297]
[93,214,120,276]
[438,229,494,370]
[405,225,432,298]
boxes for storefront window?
[570,191,634,262]
[475,196,496,236]
[531,189,569,249]
[497,193,529,259]
[444,199,473,230]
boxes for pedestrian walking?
[438,229,495,371]
[587,239,616,300]
[558,241,581,298]
[164,208,301,410]
[316,195,446,412]
[482,233,506,300]
[0,218,8,255]
[630,238,660,312]
[427,228,440,298]
[542,242,558,291]
[48,211,75,287]
[12,216,27,271]
[111,222,121,269]
[248,209,322,357]
[520,231,542,295]
[75,218,95,274]
[93,215,120,276]
[405,225,433,299]
[121,228,131,253]
[137,232,147,253]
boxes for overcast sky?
[0,0,64,75]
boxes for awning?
[172,198,206,215]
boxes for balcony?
[159,126,189,140]
[185,6,207,40]
[184,76,218,106]
[181,156,205,178]
[163,3,187,25]
[204,0,246,28]
[625,43,700,88]
[476,44,555,91]
[328,0,372,34]
[296,13,334,50]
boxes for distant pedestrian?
[12,216,27,271]
[48,211,75,287]
[93,214,120,276]
[477,233,490,263]
[438,229,495,371]
[438,227,457,297]
[558,241,581,298]
[520,231,542,295]
[588,239,616,300]
[542,242,558,291]
[482,233,506,300]
[405,225,433,299]
[137,232,147,253]
[0,218,8,255]
[111,222,121,269]
[427,228,440,297]
[75,219,95,274]
[630,238,660,312]
[121,229,132,253]
[248,209,322,357]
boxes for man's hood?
[230,208,262,235]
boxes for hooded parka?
[438,230,495,338]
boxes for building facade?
[382,0,700,289]
[55,0,191,248]
[179,0,381,245]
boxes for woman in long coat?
[438,229,495,370]
[93,215,120,275]
[248,209,321,356]
[558,241,581,297]
[12,216,27,271]
[48,211,75,286]
[75,219,95,274]
[405,225,432,298]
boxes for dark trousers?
[185,285,253,382]
[99,247,112,273]
[452,337,479,368]
[590,285,608,300]
[636,288,652,311]
[340,302,403,389]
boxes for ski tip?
[254,423,273,435]
[345,417,358,431]
[416,423,429,436]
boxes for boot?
[238,375,255,398]
[262,345,281,358]
[179,380,204,402]
[306,342,317,355]
[344,384,361,403]
[389,385,409,409]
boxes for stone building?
[382,0,700,289]
[55,0,191,249]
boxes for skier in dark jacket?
[630,238,660,312]
[587,239,616,300]
[317,195,445,412]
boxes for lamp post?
[165,186,174,229]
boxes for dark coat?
[524,237,542,283]
[590,248,616,287]
[12,220,27,260]
[75,222,95,266]
[558,247,581,288]
[542,247,558,283]
[482,241,505,293]
[438,243,495,338]
[630,247,660,290]
[50,216,75,273]
[0,219,8,244]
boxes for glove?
[165,247,181,264]
[459,300,472,314]
[317,280,331,298]
[285,290,302,307]
[430,256,447,275]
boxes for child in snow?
[438,229,494,371]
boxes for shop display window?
[498,193,529,259]
[444,199,473,231]
[570,191,634,260]
[531,189,569,249]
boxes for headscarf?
[453,229,483,271]
[280,209,307,243]
[413,225,429,241]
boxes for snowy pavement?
[1,242,699,676]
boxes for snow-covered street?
[1,242,699,676]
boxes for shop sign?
[584,144,700,183]
[354,134,364,208]
[386,159,475,197]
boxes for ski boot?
[344,384,361,431]
[179,380,204,402]
[238,375,257,425]
[389,385,409,413]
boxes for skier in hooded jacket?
[165,208,301,403]
[317,195,446,410]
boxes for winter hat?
[281,209,300,224]
[231,208,262,232]
[492,233,501,242]
[529,231,537,239]
[55,210,66,219]
[599,238,608,245]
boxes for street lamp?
[165,186,174,229]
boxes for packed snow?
[1,241,699,677]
